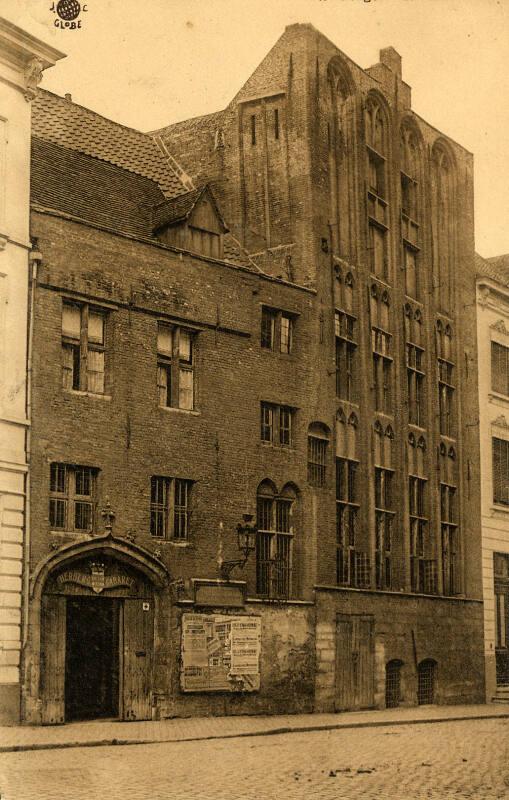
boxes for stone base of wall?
[0,683,20,724]
[314,588,485,713]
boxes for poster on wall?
[181,613,261,692]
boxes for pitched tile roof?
[476,252,509,287]
[31,137,260,272]
[149,109,224,139]
[31,137,166,240]
[32,89,186,198]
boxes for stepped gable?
[32,89,186,198]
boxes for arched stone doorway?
[25,535,169,725]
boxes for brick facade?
[22,23,484,723]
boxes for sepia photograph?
[0,0,509,797]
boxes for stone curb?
[1,711,508,754]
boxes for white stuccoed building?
[476,253,509,703]
[0,17,63,723]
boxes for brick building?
[22,23,484,724]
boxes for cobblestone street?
[1,718,509,800]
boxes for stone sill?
[63,390,112,401]
[159,406,200,417]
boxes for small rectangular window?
[150,476,192,540]
[260,403,293,446]
[49,463,96,532]
[261,307,295,354]
[279,406,292,446]
[62,302,107,394]
[157,323,195,410]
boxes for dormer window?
[152,185,228,259]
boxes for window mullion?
[168,479,175,539]
[171,326,180,408]
[80,305,89,391]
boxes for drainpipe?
[22,246,40,649]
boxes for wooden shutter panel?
[40,594,66,725]
[122,598,154,721]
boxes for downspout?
[22,245,40,649]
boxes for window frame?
[150,475,193,541]
[335,310,357,402]
[260,402,294,446]
[256,490,294,598]
[307,434,328,487]
[440,482,459,595]
[336,457,364,587]
[157,322,196,411]
[493,436,509,507]
[374,466,394,590]
[61,301,107,395]
[260,307,295,354]
[406,342,425,427]
[49,463,96,533]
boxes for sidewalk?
[1,704,508,753]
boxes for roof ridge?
[148,108,224,138]
[36,88,153,139]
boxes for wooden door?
[335,614,374,711]
[40,594,66,724]
[122,598,154,720]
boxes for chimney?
[379,47,402,78]
[64,93,72,102]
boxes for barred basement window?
[493,437,509,506]
[335,310,357,401]
[441,483,459,595]
[492,342,509,396]
[261,307,294,354]
[49,463,96,532]
[62,301,106,394]
[308,424,329,487]
[407,343,425,426]
[150,476,192,540]
[157,323,195,410]
[256,482,295,598]
[385,660,403,708]
[375,467,394,590]
[417,659,436,705]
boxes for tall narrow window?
[493,437,509,506]
[157,323,195,410]
[431,144,454,312]
[49,463,96,532]
[407,343,425,426]
[335,310,357,401]
[251,114,256,146]
[256,482,295,598]
[436,322,454,437]
[260,403,273,442]
[274,108,280,140]
[375,467,394,589]
[150,476,192,540]
[366,97,389,282]
[409,475,434,592]
[401,125,420,299]
[336,457,365,587]
[492,342,509,396]
[62,302,106,394]
[372,327,392,413]
[441,482,459,595]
